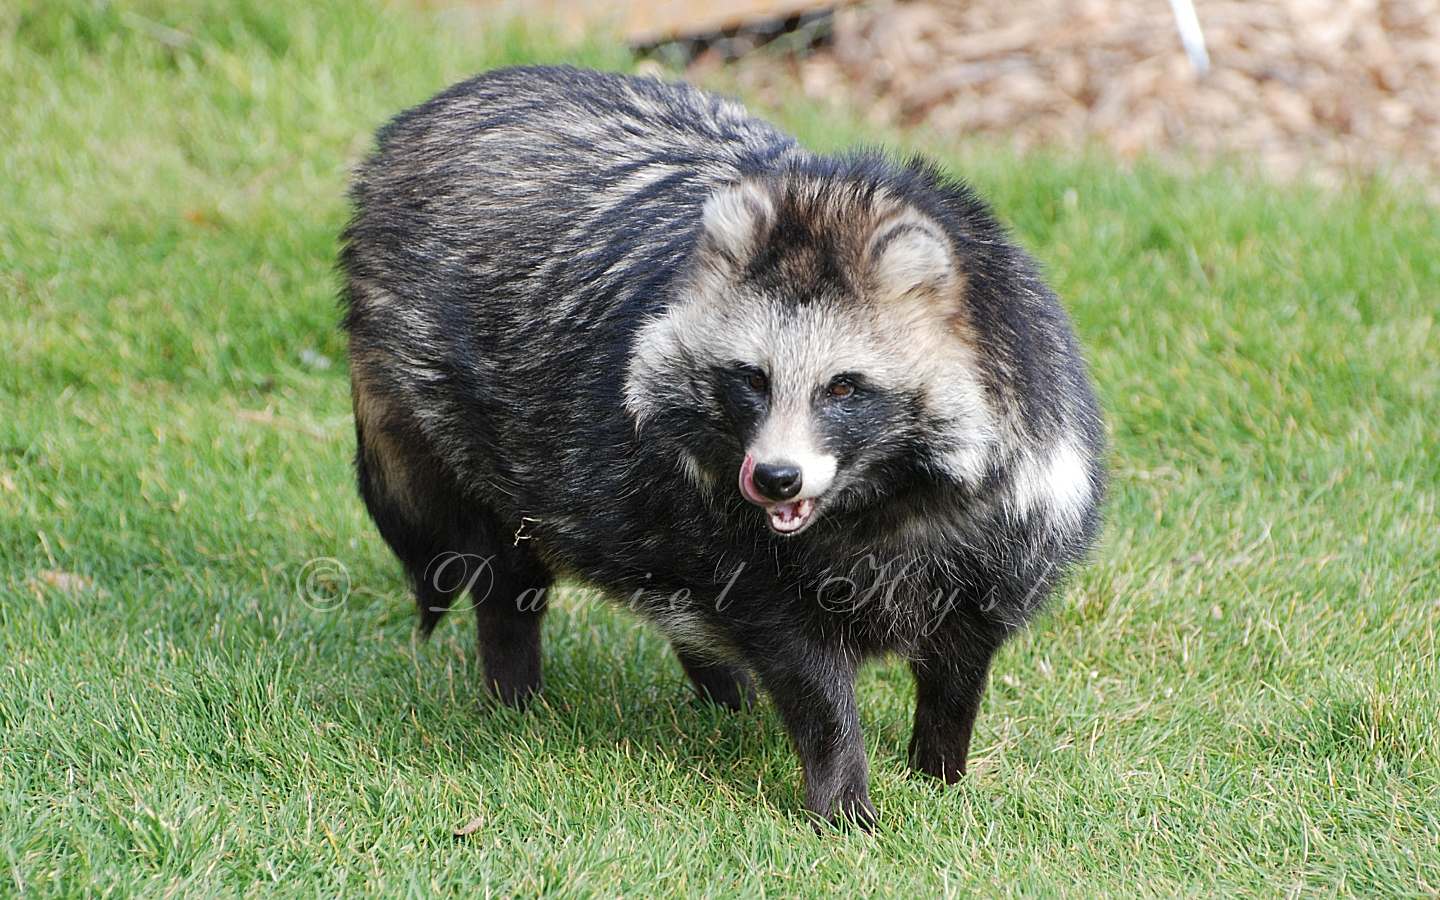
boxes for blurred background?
[444,0,1440,186]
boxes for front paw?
[809,785,878,832]
[908,732,967,784]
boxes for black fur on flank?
[339,65,1106,829]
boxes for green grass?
[2,2,1437,896]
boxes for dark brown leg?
[676,648,757,710]
[908,635,1003,782]
[470,546,551,709]
[750,641,876,830]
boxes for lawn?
[2,1,1437,897]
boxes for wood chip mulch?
[718,0,1440,185]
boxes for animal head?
[625,165,998,536]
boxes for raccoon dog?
[340,66,1105,828]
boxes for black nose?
[752,463,803,501]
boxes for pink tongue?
[738,454,769,506]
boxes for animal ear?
[867,214,956,302]
[700,181,773,264]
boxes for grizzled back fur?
[340,66,1105,828]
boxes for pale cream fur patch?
[1008,441,1093,533]
[699,182,774,263]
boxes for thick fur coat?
[340,66,1106,827]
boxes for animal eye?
[745,371,769,392]
[828,378,856,398]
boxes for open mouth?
[738,455,818,535]
[763,497,815,533]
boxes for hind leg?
[467,532,552,709]
[675,649,756,710]
[399,518,552,709]
[352,384,550,707]
[407,528,552,708]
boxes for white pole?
[1167,0,1211,76]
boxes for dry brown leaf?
[29,570,99,594]
[453,815,485,837]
